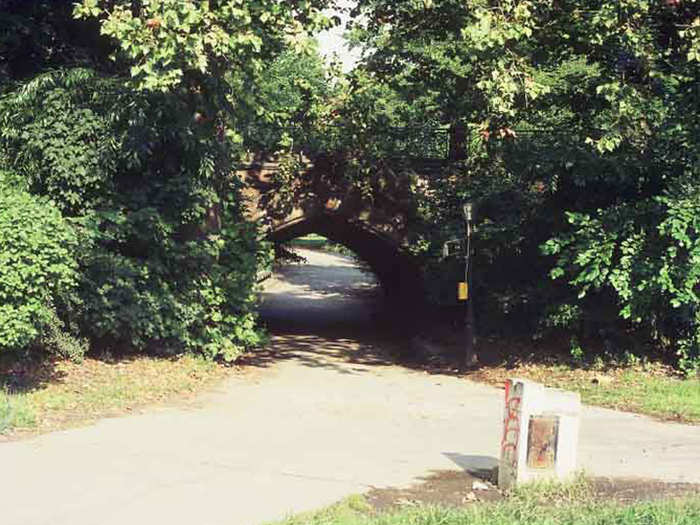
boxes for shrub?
[0,69,269,361]
[0,172,81,356]
[544,174,700,375]
[77,210,269,361]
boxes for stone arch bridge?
[237,126,467,305]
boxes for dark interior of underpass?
[252,216,429,369]
[267,214,425,307]
[259,244,383,333]
[249,214,476,373]
[253,242,398,371]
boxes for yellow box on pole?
[458,281,468,301]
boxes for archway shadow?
[269,214,425,307]
[252,245,416,373]
[239,332,396,375]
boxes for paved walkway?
[1,249,699,525]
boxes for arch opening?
[258,214,426,341]
[268,214,424,305]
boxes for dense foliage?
[0,1,331,361]
[0,0,116,82]
[241,46,335,152]
[0,172,82,358]
[336,0,700,372]
[0,67,269,360]
[0,0,697,374]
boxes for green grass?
[0,390,36,433]
[273,479,700,525]
[474,362,700,423]
[289,234,330,249]
[277,499,700,525]
[577,369,700,422]
[0,355,230,436]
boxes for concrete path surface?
[2,249,699,525]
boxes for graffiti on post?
[500,380,524,485]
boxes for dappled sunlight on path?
[259,248,389,344]
[241,333,393,375]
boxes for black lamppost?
[462,202,477,366]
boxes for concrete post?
[498,378,581,490]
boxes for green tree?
[241,44,336,152]
[342,0,700,370]
[74,0,334,139]
[0,0,341,360]
[0,0,116,83]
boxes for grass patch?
[281,498,700,525]
[0,355,231,436]
[0,391,36,433]
[288,235,356,257]
[289,234,330,249]
[273,478,700,525]
[278,495,372,525]
[470,362,700,423]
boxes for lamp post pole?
[463,202,477,366]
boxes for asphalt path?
[1,248,699,525]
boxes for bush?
[0,172,81,356]
[544,174,700,375]
[77,211,269,361]
[0,69,269,361]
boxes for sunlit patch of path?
[259,248,380,331]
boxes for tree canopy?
[339,0,699,372]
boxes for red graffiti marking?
[501,381,523,476]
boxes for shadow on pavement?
[256,249,457,375]
[268,262,378,298]
[443,452,500,482]
[239,332,396,375]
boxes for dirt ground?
[365,470,700,512]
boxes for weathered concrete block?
[498,378,581,490]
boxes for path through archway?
[268,213,425,307]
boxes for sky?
[316,0,362,72]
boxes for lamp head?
[462,201,474,221]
